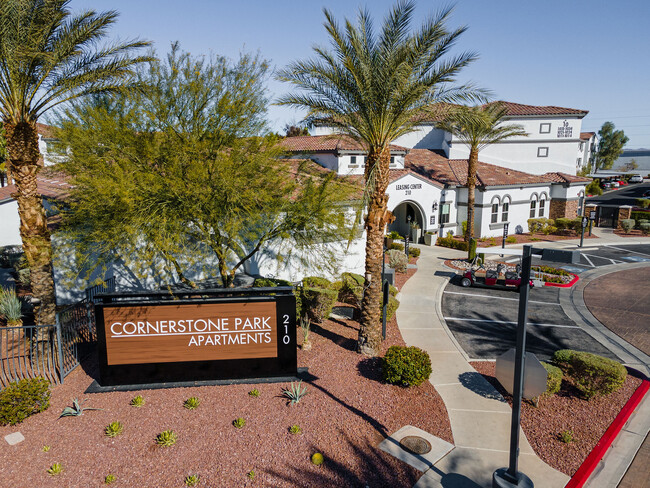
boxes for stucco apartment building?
[282,101,592,240]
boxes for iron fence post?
[55,315,65,384]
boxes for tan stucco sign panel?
[103,301,277,365]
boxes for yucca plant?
[232,417,246,429]
[300,316,311,351]
[156,430,177,447]
[282,381,308,406]
[104,474,116,484]
[184,474,199,486]
[104,421,124,438]
[130,395,145,407]
[47,463,63,476]
[289,424,302,435]
[247,470,255,480]
[0,286,22,326]
[183,397,200,410]
[248,389,260,398]
[42,445,50,452]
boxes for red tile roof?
[541,172,592,184]
[0,169,71,203]
[37,123,56,138]
[417,101,588,123]
[402,149,589,187]
[580,132,595,140]
[280,135,407,154]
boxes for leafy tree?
[585,179,602,196]
[284,125,309,137]
[56,46,355,288]
[618,159,638,173]
[435,103,527,247]
[0,0,149,325]
[277,0,479,355]
[592,122,628,172]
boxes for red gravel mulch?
[0,263,452,488]
[470,361,642,476]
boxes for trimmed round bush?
[302,276,332,289]
[300,287,338,323]
[382,346,432,387]
[408,247,421,258]
[385,296,400,321]
[640,223,650,235]
[552,349,627,399]
[253,277,292,288]
[541,362,563,395]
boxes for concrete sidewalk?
[395,231,650,487]
[396,244,569,488]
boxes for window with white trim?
[350,156,358,167]
[537,147,549,157]
[440,203,450,224]
[530,199,537,218]
[502,201,509,222]
[491,203,499,223]
[539,198,546,217]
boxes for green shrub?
[338,272,365,306]
[621,219,635,233]
[0,246,23,268]
[586,179,602,196]
[387,231,402,239]
[382,346,432,387]
[183,397,200,410]
[390,242,405,251]
[248,389,260,397]
[302,276,332,289]
[436,235,468,251]
[558,429,574,443]
[253,277,292,288]
[631,211,650,226]
[570,217,584,232]
[104,474,116,484]
[311,453,324,466]
[408,247,420,258]
[184,474,200,487]
[640,223,650,235]
[552,350,627,399]
[532,265,570,277]
[233,417,246,429]
[635,198,650,209]
[505,236,517,244]
[0,377,50,425]
[528,218,555,234]
[542,362,563,396]
[130,395,145,407]
[387,249,408,272]
[0,286,22,325]
[301,286,338,323]
[554,218,572,231]
[289,424,302,435]
[47,463,63,476]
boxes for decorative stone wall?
[550,199,578,220]
[616,206,633,229]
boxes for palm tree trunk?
[357,147,391,356]
[4,122,57,327]
[465,147,478,249]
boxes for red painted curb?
[565,378,650,488]
[543,273,579,288]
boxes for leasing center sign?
[95,292,296,386]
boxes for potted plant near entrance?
[424,231,436,246]
[385,231,402,248]
[410,222,421,243]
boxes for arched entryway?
[388,201,425,242]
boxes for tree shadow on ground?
[310,320,357,352]
[264,430,420,487]
[356,356,383,383]
[458,371,506,402]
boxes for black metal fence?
[0,277,115,388]
[0,324,61,387]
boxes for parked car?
[629,174,644,183]
[644,189,650,197]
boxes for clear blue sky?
[71,1,650,148]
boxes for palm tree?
[436,102,527,248]
[277,1,479,356]
[0,0,150,325]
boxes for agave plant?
[282,381,308,406]
[0,286,22,326]
[104,421,124,438]
[59,398,102,418]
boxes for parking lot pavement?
[501,243,650,275]
[441,275,619,361]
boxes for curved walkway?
[396,244,569,488]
